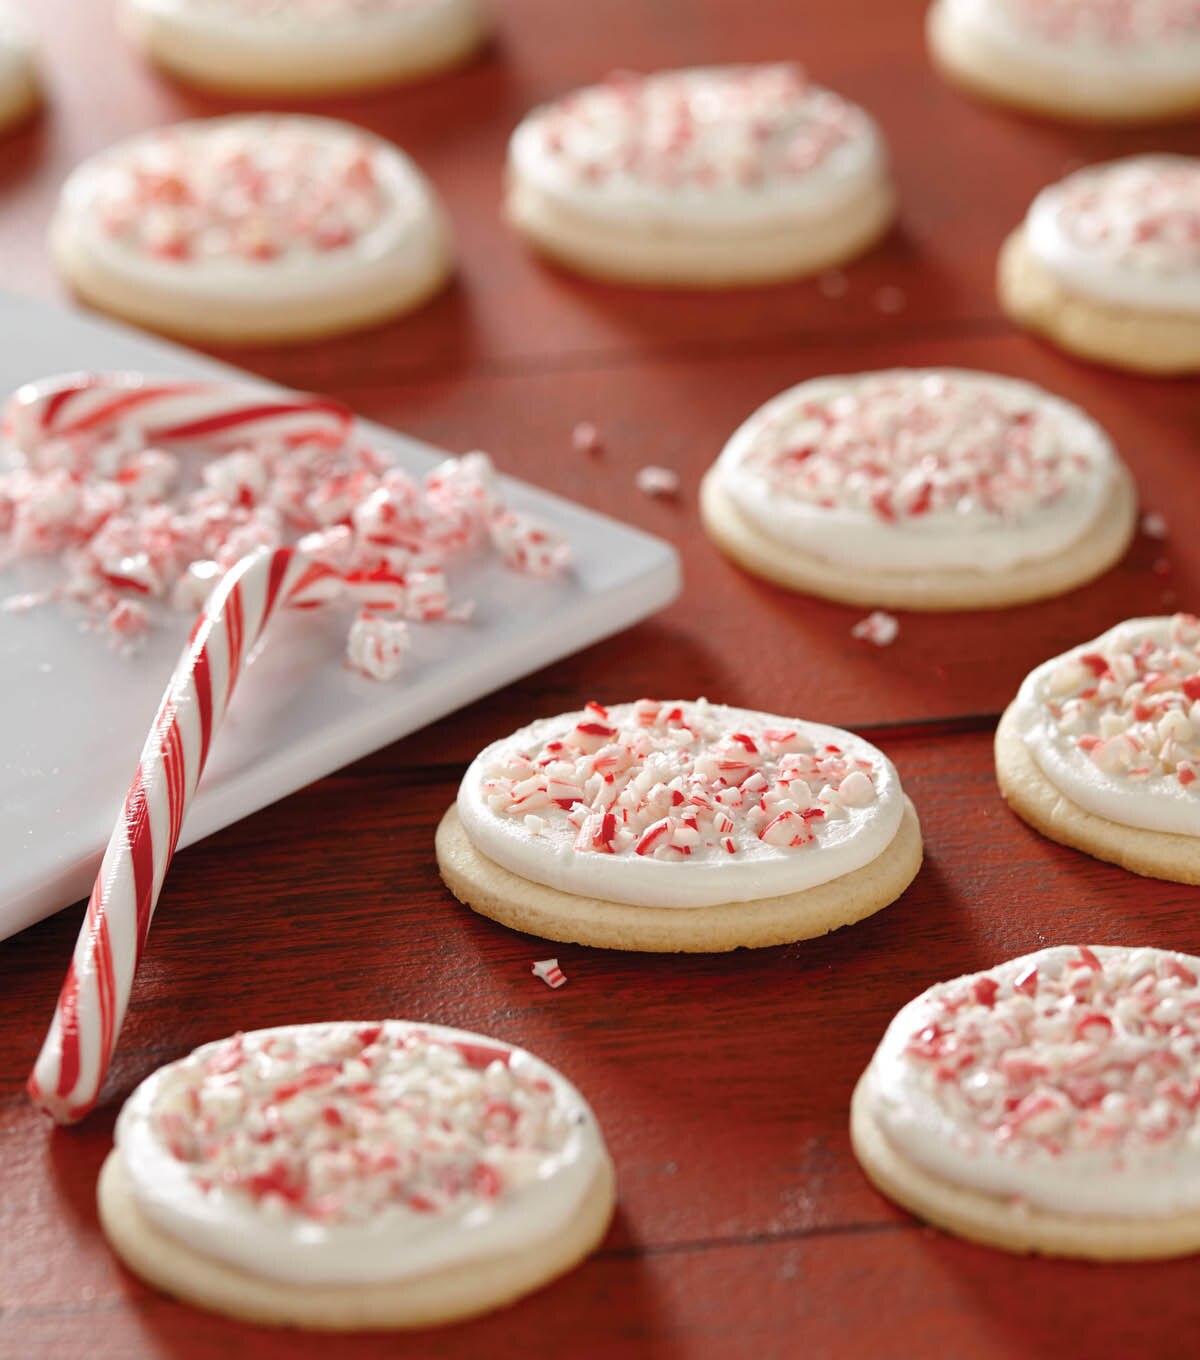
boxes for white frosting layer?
[942,0,1200,77]
[508,64,889,231]
[457,699,905,908]
[55,115,446,307]
[115,1022,606,1286]
[1026,156,1200,314]
[864,945,1200,1217]
[1012,614,1200,837]
[713,369,1120,573]
[126,0,480,46]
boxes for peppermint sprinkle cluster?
[1007,0,1200,47]
[1054,159,1200,278]
[537,65,867,194]
[904,947,1200,1158]
[151,1025,576,1224]
[93,122,398,265]
[482,700,881,859]
[739,373,1093,525]
[0,411,568,674]
[1043,615,1200,791]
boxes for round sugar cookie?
[437,699,923,952]
[121,0,488,95]
[504,64,895,288]
[98,1022,615,1329]
[853,945,1200,1259]
[927,0,1200,124]
[0,7,39,134]
[51,115,453,346]
[996,614,1200,884]
[700,368,1136,610]
[999,156,1200,375]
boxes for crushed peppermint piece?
[139,1022,586,1227]
[1049,157,1200,279]
[852,610,899,647]
[722,370,1111,533]
[0,375,570,656]
[477,699,883,862]
[1142,510,1168,540]
[634,465,680,498]
[1035,613,1200,794]
[883,946,1200,1179]
[531,958,567,989]
[527,64,876,197]
[571,422,603,456]
[1000,0,1200,48]
[85,118,407,268]
[347,611,409,680]
[818,268,848,298]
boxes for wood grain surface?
[2,1,1199,1356]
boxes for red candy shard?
[1013,963,1039,996]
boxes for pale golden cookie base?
[698,464,1137,611]
[98,1150,616,1331]
[926,0,1200,124]
[503,175,895,288]
[0,70,39,135]
[436,798,922,953]
[998,228,1200,376]
[851,1076,1200,1259]
[120,0,489,96]
[50,216,455,347]
[995,704,1200,884]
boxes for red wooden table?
[3,2,1200,1355]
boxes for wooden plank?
[2,0,1197,388]
[5,727,1197,1355]
[335,322,1195,746]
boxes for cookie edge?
[436,797,923,953]
[98,1146,616,1330]
[698,460,1137,611]
[994,703,1200,884]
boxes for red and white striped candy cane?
[5,372,352,457]
[28,545,342,1124]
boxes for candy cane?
[28,545,342,1124]
[6,372,352,457]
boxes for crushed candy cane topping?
[87,119,410,266]
[895,946,1200,1161]
[998,0,1200,46]
[731,371,1103,527]
[1049,158,1200,278]
[0,375,569,659]
[1039,614,1200,792]
[531,64,874,194]
[146,1024,584,1225]
[481,699,882,861]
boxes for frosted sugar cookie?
[436,699,923,952]
[999,156,1200,375]
[927,0,1200,123]
[51,115,453,345]
[700,368,1136,610]
[98,1022,615,1329]
[121,0,488,95]
[505,64,895,287]
[996,614,1200,883]
[0,6,38,134]
[853,945,1200,1259]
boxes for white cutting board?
[0,292,682,941]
